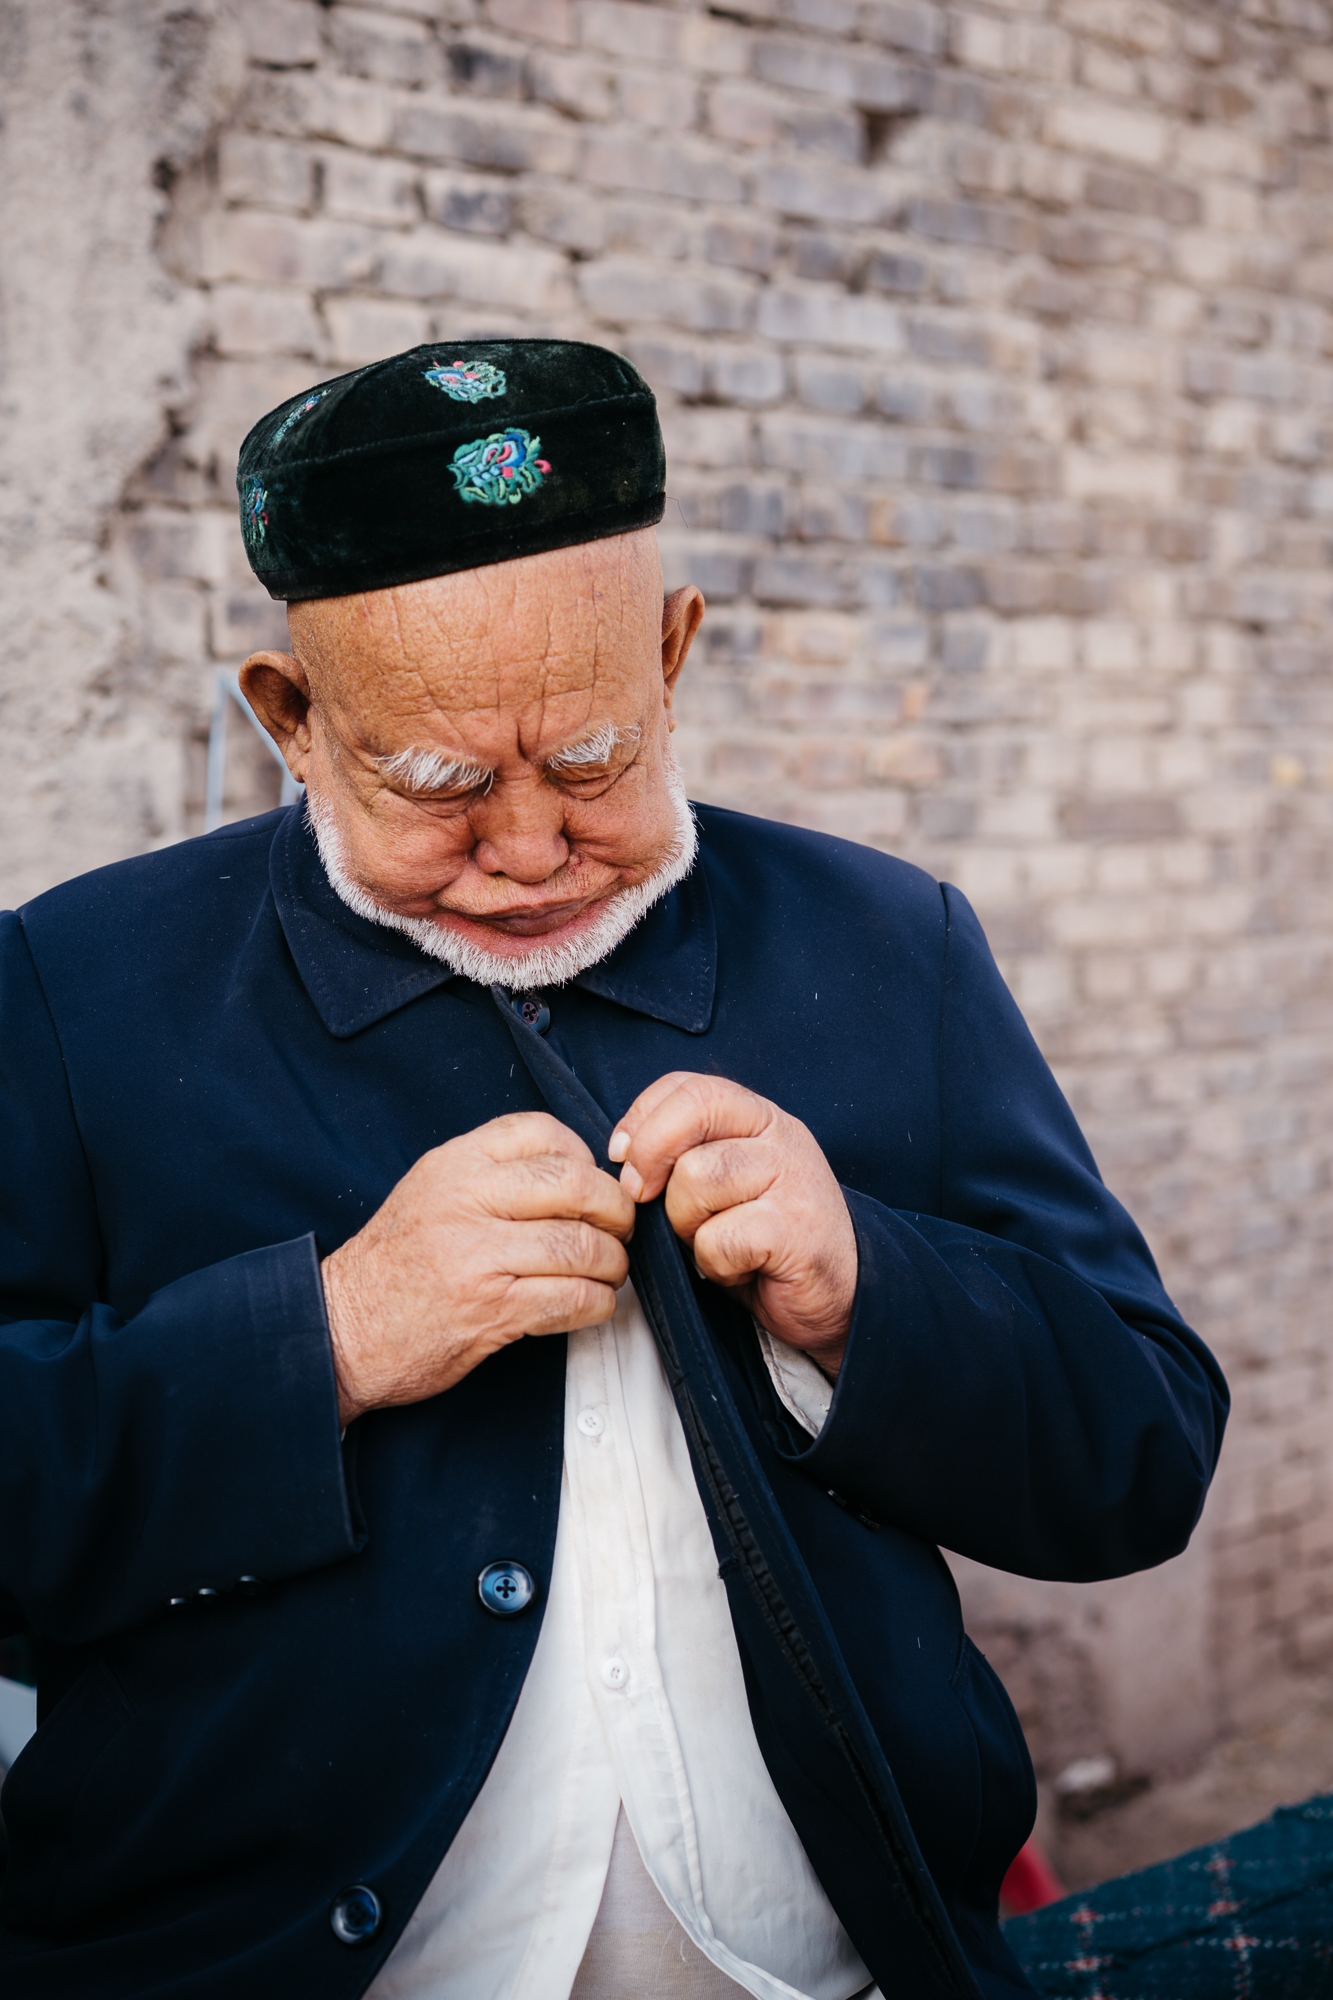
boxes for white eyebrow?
[544,722,641,772]
[377,746,494,795]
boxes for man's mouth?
[428,888,615,944]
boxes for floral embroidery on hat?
[450,429,550,506]
[424,358,507,404]
[270,391,324,448]
[242,473,269,547]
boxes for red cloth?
[1000,1839,1064,1915]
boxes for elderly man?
[0,341,1225,2000]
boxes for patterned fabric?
[449,427,550,506]
[269,391,323,446]
[422,358,506,402]
[1005,1794,1333,1998]
[241,473,268,547]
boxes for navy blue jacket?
[0,803,1226,1998]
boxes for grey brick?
[322,150,421,226]
[530,50,616,120]
[905,316,990,366]
[717,481,789,537]
[753,551,866,608]
[859,0,944,56]
[394,98,579,174]
[582,132,745,206]
[906,195,1036,254]
[625,332,706,396]
[784,0,860,35]
[519,183,605,253]
[330,7,440,86]
[215,592,292,654]
[485,0,575,47]
[210,283,322,357]
[915,564,985,610]
[218,132,315,212]
[794,351,866,413]
[705,82,863,164]
[865,615,929,666]
[954,503,1018,553]
[709,343,786,405]
[422,170,514,236]
[1045,219,1150,270]
[604,199,694,263]
[618,65,699,132]
[203,210,382,289]
[940,622,990,673]
[377,232,570,312]
[864,247,929,295]
[577,1,747,74]
[759,411,908,481]
[753,35,917,113]
[757,286,906,354]
[704,214,779,276]
[247,0,324,68]
[796,486,870,541]
[324,294,433,364]
[446,34,528,97]
[698,606,765,664]
[1061,796,1183,840]
[663,543,750,600]
[919,69,1026,136]
[1085,166,1201,226]
[579,258,755,333]
[919,794,977,839]
[788,229,864,286]
[753,158,892,227]
[242,71,397,149]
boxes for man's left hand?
[609,1074,857,1374]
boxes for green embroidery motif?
[241,473,269,547]
[270,391,323,447]
[424,359,507,403]
[450,429,551,506]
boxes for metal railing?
[205,670,303,833]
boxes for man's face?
[241,528,704,977]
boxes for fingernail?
[619,1162,644,1201]
[607,1129,630,1163]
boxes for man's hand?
[322,1112,635,1425]
[608,1074,857,1373]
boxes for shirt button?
[513,994,551,1034]
[576,1407,605,1438]
[330,1884,383,1946]
[477,1560,535,1617]
[601,1655,629,1690]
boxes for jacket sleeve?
[0,912,361,1646]
[798,884,1228,1583]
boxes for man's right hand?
[320,1112,635,1426]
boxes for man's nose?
[468,780,571,883]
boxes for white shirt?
[367,1288,879,2000]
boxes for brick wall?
[100,0,1333,1821]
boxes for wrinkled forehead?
[289,527,666,726]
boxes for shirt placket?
[564,1295,714,1939]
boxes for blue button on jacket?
[0,803,1227,1999]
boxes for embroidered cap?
[236,340,666,601]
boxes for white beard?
[306,759,698,991]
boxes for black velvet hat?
[236,340,666,600]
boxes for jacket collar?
[269,804,716,1040]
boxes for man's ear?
[661,586,705,708]
[238,652,315,784]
